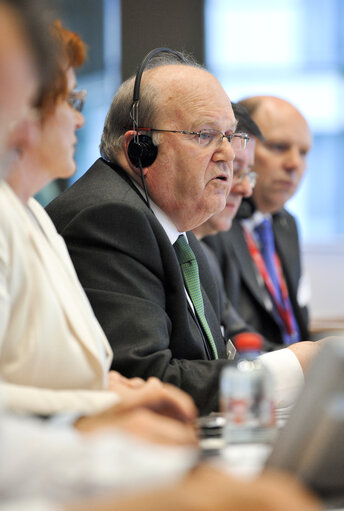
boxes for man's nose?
[232,173,253,198]
[284,146,302,171]
[216,136,235,162]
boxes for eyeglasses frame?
[138,127,249,149]
[68,89,87,113]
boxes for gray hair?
[100,50,202,163]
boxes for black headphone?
[127,47,187,169]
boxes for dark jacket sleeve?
[204,209,310,350]
[201,240,265,346]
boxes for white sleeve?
[259,348,304,424]
[0,412,197,505]
[0,382,121,416]
[0,500,61,511]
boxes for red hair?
[37,19,87,118]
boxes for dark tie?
[174,235,218,359]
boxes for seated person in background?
[47,51,320,417]
[0,18,197,441]
[205,96,312,350]
[193,102,263,350]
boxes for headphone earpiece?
[129,47,187,207]
[127,134,158,168]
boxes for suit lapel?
[25,198,112,372]
[231,221,268,308]
[273,212,298,293]
[188,232,227,358]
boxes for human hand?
[107,370,146,390]
[66,464,321,511]
[74,375,198,445]
[74,407,198,446]
[162,464,321,511]
[107,375,197,423]
[288,336,342,374]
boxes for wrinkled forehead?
[149,65,235,129]
[254,100,311,143]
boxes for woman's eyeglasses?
[68,89,87,113]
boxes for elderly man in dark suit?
[205,96,312,350]
[47,55,316,415]
[46,51,240,414]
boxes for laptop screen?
[265,337,344,505]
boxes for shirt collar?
[242,210,272,234]
[130,177,184,244]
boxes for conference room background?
[45,0,344,322]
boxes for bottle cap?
[234,332,263,352]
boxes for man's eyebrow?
[225,123,238,135]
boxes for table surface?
[200,430,344,510]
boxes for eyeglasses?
[233,169,258,187]
[138,127,249,150]
[68,89,87,113]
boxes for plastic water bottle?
[220,332,276,444]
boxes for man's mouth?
[213,171,230,182]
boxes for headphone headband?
[132,47,186,104]
[130,47,187,142]
[127,47,188,209]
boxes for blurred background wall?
[41,0,344,332]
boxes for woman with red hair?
[0,20,118,415]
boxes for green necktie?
[174,235,218,359]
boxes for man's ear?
[123,131,148,177]
[124,130,158,172]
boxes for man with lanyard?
[206,96,312,350]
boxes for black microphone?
[236,197,256,220]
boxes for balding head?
[146,64,233,132]
[239,96,309,133]
[100,52,202,162]
[101,55,236,231]
[238,95,312,213]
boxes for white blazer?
[0,181,120,415]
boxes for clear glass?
[220,353,276,444]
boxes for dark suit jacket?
[200,241,255,346]
[46,158,230,415]
[204,200,310,350]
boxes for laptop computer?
[265,337,344,508]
